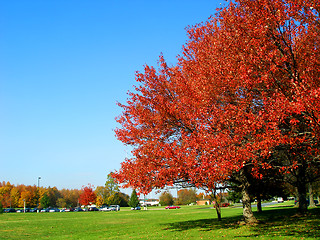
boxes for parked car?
[277,197,284,203]
[131,206,141,210]
[64,208,74,212]
[110,205,120,211]
[165,206,181,209]
[74,207,84,212]
[100,206,113,211]
[221,203,230,207]
[88,207,99,211]
[47,208,60,212]
[4,208,16,213]
[16,208,31,213]
[30,207,42,212]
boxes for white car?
[110,205,120,211]
[277,197,284,203]
[100,206,115,211]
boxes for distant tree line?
[0,181,80,208]
[0,174,130,209]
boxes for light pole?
[38,176,41,189]
[37,177,41,211]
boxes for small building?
[139,199,159,206]
[196,199,211,205]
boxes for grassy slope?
[0,205,319,239]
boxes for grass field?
[1,205,320,239]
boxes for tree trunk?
[256,195,262,213]
[296,162,308,213]
[297,180,307,213]
[242,186,258,224]
[214,200,222,221]
[239,167,258,224]
[295,187,299,208]
[211,192,222,221]
[309,183,315,208]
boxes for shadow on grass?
[253,207,320,239]
[163,215,243,232]
[163,207,320,239]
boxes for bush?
[159,192,174,206]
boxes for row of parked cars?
[3,205,121,213]
[3,208,41,213]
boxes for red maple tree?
[114,0,320,223]
[79,184,96,206]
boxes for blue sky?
[0,0,222,192]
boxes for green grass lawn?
[1,205,319,239]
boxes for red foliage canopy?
[113,0,320,197]
[79,184,96,206]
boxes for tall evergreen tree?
[128,189,139,208]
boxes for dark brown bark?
[239,167,259,224]
[296,163,308,213]
[242,186,258,224]
[256,196,262,213]
[295,188,299,208]
[211,192,222,221]
[214,200,222,221]
[297,181,307,213]
[309,183,316,208]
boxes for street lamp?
[37,177,41,211]
[38,176,41,189]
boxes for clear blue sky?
[0,0,222,191]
